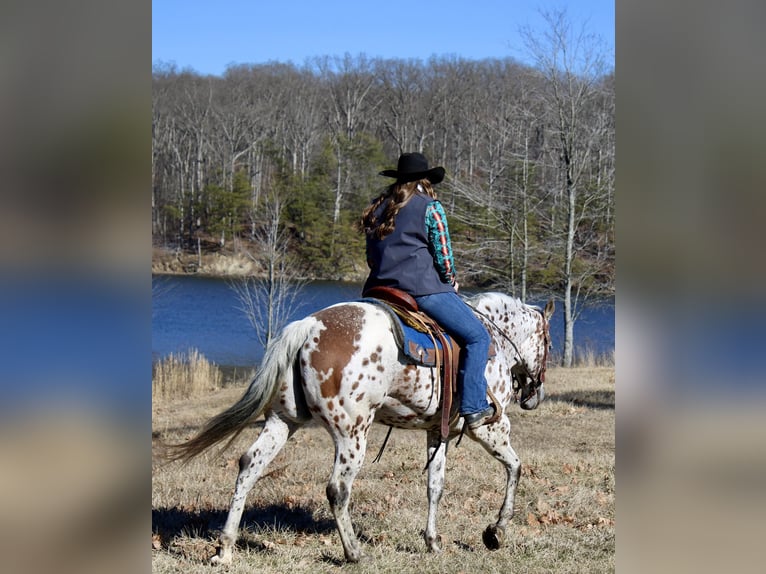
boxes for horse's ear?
[544,299,555,320]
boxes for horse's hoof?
[210,552,232,566]
[344,550,367,563]
[482,524,505,550]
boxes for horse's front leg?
[470,414,521,550]
[424,429,448,552]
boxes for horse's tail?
[163,316,316,464]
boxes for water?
[152,277,362,367]
[152,275,614,367]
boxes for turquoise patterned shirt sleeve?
[425,200,457,285]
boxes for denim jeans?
[415,291,491,415]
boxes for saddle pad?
[400,321,450,366]
[360,298,450,367]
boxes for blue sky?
[152,0,614,75]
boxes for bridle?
[470,303,551,406]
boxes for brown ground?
[152,366,615,573]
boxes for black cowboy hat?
[379,152,445,184]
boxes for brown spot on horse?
[312,305,364,398]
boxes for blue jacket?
[363,193,455,296]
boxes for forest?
[151,14,614,365]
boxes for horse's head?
[468,293,555,411]
[512,299,554,410]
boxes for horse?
[166,292,554,564]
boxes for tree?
[202,171,251,247]
[317,54,378,230]
[521,8,613,366]
[230,192,308,348]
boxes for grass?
[548,345,615,369]
[152,365,614,573]
[152,349,223,404]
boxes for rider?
[361,152,495,429]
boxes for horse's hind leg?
[211,411,297,566]
[424,429,448,552]
[470,415,522,550]
[326,432,369,563]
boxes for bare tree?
[378,58,435,154]
[318,54,378,224]
[507,74,549,302]
[230,193,308,348]
[282,71,323,180]
[521,8,612,366]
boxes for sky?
[152,0,614,76]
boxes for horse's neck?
[476,294,538,341]
[504,314,537,343]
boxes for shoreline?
[151,247,367,282]
[151,249,615,305]
[152,247,258,277]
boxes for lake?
[152,275,614,368]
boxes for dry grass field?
[152,366,614,573]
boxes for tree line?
[152,11,614,366]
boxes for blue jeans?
[415,291,491,415]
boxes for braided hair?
[361,179,436,240]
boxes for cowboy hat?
[379,152,445,184]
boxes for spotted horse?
[166,292,554,564]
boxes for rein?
[466,304,534,380]
[465,300,547,402]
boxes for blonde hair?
[362,179,437,240]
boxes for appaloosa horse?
[167,292,553,564]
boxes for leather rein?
[467,302,550,404]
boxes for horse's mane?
[464,292,527,311]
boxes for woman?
[361,152,495,429]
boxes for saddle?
[362,286,461,442]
